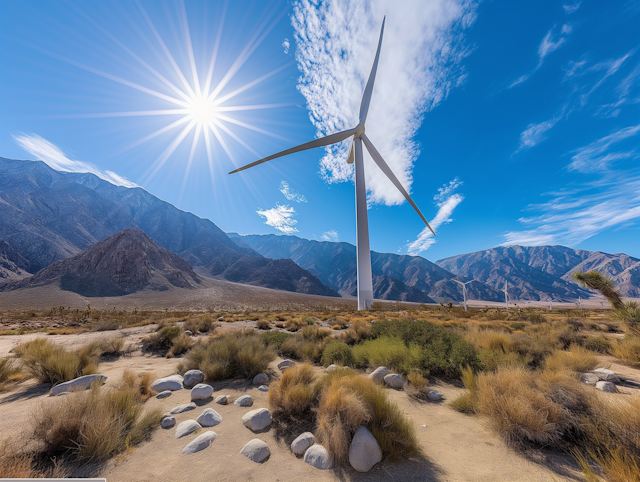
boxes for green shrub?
[321,341,354,367]
[352,337,420,374]
[180,331,275,380]
[259,330,293,348]
[583,336,612,354]
[141,325,181,352]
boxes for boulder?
[161,416,176,429]
[427,391,444,402]
[291,432,315,455]
[592,368,620,383]
[184,330,193,336]
[596,381,618,393]
[175,420,202,438]
[50,374,107,396]
[278,360,295,370]
[326,364,338,373]
[55,392,71,396]
[191,383,214,401]
[169,402,196,414]
[304,444,332,470]
[182,431,217,454]
[234,395,253,407]
[242,408,272,432]
[196,408,222,427]
[349,426,382,472]
[151,374,184,392]
[258,385,269,392]
[156,390,172,399]
[215,395,229,405]
[240,439,270,463]
[369,367,389,383]
[384,373,405,389]
[183,369,204,388]
[580,373,599,385]
[252,373,269,385]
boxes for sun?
[188,96,217,125]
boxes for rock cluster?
[50,374,107,396]
[242,408,272,432]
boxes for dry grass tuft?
[544,345,599,373]
[269,363,319,416]
[120,369,157,401]
[167,333,193,357]
[611,336,640,367]
[256,319,271,330]
[0,356,20,391]
[183,315,216,334]
[141,325,181,352]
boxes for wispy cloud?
[407,179,464,255]
[517,115,562,150]
[562,2,582,14]
[505,125,640,245]
[13,133,137,188]
[569,124,640,172]
[279,180,307,203]
[580,52,633,107]
[256,204,298,234]
[321,230,339,242]
[282,38,290,54]
[291,0,477,206]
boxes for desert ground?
[1,298,639,482]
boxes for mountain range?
[1,156,638,303]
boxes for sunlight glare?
[189,96,217,124]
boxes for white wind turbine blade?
[229,127,357,174]
[359,17,385,124]
[361,133,436,236]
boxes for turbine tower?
[228,17,434,310]
[453,279,475,312]
[503,281,509,311]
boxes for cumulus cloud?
[256,204,298,234]
[282,38,290,54]
[321,230,339,242]
[13,133,138,188]
[291,0,476,206]
[569,124,640,172]
[407,179,464,255]
[279,180,307,203]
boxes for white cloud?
[13,133,138,188]
[562,2,581,14]
[408,179,464,255]
[282,38,290,54]
[279,180,307,203]
[517,115,562,150]
[569,124,640,172]
[561,24,572,35]
[321,230,339,242]
[581,52,633,106]
[291,0,476,206]
[538,30,567,66]
[257,204,298,234]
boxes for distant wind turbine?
[503,281,509,311]
[453,279,475,312]
[229,17,435,310]
[548,299,553,310]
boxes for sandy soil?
[0,327,599,482]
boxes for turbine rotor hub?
[355,123,365,137]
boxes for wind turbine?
[453,279,475,312]
[228,17,434,310]
[503,281,509,311]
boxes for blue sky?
[1,0,639,260]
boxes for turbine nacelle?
[354,123,366,137]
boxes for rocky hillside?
[435,245,640,301]
[0,239,30,281]
[1,229,201,296]
[228,234,503,303]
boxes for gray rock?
[369,367,389,383]
[242,408,272,431]
[151,374,184,392]
[252,373,269,385]
[182,431,217,454]
[427,391,444,402]
[258,385,269,392]
[383,373,406,389]
[161,416,176,429]
[215,395,229,405]
[349,426,382,472]
[592,368,620,383]
[326,364,338,373]
[55,391,71,396]
[184,330,193,336]
[595,381,618,393]
[50,374,107,396]
[304,444,333,470]
[196,408,222,427]
[234,395,253,407]
[169,402,197,414]
[278,359,295,370]
[580,373,599,385]
[175,419,202,438]
[240,439,270,463]
[291,432,315,455]
[191,383,214,401]
[156,390,172,399]
[183,369,204,388]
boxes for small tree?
[572,271,624,310]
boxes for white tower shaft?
[354,137,373,310]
